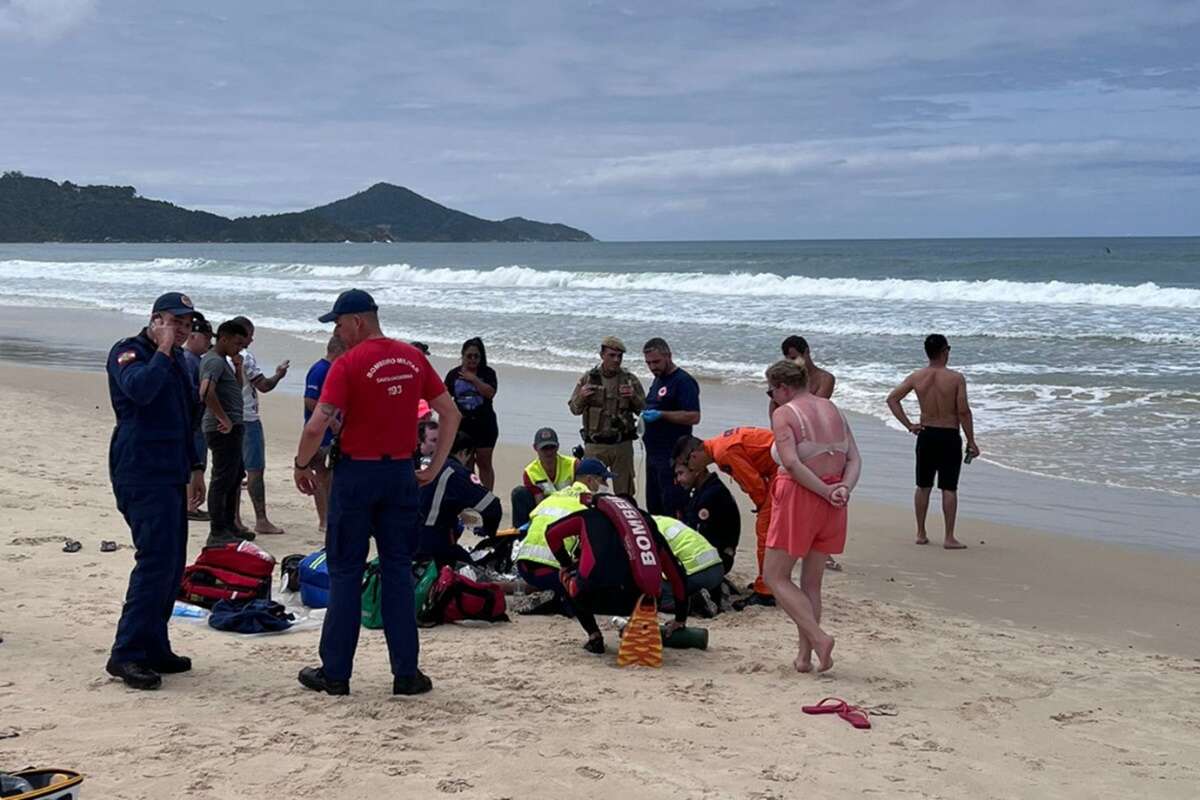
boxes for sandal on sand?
[802,697,848,715]
[62,539,82,553]
[837,705,872,730]
[100,540,118,552]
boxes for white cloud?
[564,138,1185,188]
[0,0,95,41]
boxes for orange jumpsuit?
[704,427,776,596]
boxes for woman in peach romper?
[763,360,862,673]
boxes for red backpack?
[418,566,508,626]
[195,541,276,578]
[179,541,275,608]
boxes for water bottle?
[172,601,207,619]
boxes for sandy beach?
[1,355,1198,799]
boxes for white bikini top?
[770,402,850,466]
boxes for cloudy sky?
[2,0,1199,239]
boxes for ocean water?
[1,239,1197,497]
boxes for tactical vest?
[524,454,576,496]
[580,367,639,439]
[652,516,722,576]
[516,482,590,567]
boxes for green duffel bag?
[361,559,439,629]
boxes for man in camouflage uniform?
[568,336,646,497]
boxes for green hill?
[0,171,593,243]
[308,183,593,242]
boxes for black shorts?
[915,427,963,491]
[459,412,499,449]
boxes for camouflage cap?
[600,335,626,353]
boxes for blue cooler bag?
[299,550,330,608]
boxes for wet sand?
[0,303,1196,552]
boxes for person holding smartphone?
[568,336,645,497]
[105,292,207,690]
[443,337,499,489]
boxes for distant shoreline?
[6,234,1200,245]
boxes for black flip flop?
[100,541,118,552]
[62,539,82,553]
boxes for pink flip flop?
[802,697,848,715]
[837,705,872,730]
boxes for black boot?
[298,666,349,695]
[393,670,433,696]
[149,653,192,674]
[106,660,162,690]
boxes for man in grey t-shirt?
[199,320,249,545]
[229,316,290,536]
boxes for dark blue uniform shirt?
[643,367,700,456]
[684,471,741,572]
[107,330,201,487]
[417,456,502,562]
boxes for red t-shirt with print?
[318,337,445,458]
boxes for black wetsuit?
[546,503,688,637]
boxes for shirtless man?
[886,334,980,549]
[782,336,835,398]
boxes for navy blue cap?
[152,292,196,316]
[576,457,614,480]
[319,288,378,323]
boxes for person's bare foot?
[944,538,967,550]
[813,634,835,672]
[794,649,813,673]
[915,536,929,545]
[255,521,286,535]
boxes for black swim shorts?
[915,427,963,491]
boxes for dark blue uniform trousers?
[645,450,686,516]
[111,484,188,664]
[320,459,420,682]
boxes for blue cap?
[319,288,378,323]
[576,457,614,480]
[152,292,195,316]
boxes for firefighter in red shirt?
[293,289,461,697]
[673,427,777,607]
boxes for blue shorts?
[242,419,266,472]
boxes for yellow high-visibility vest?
[516,482,589,567]
[652,515,722,576]
[524,454,576,496]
